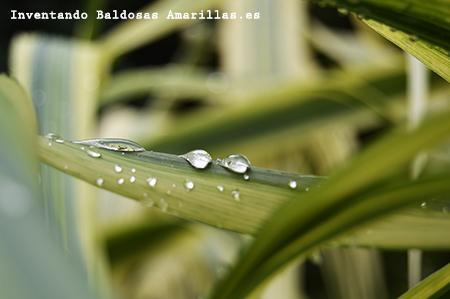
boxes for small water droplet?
[219,154,251,174]
[305,187,310,192]
[73,138,145,152]
[231,189,240,201]
[96,178,104,186]
[147,177,157,187]
[159,198,168,212]
[243,174,250,181]
[48,142,52,146]
[289,180,297,189]
[184,180,195,191]
[131,168,136,173]
[45,133,58,140]
[114,164,123,173]
[129,176,136,183]
[63,165,69,170]
[180,149,212,169]
[55,138,64,144]
[117,178,125,185]
[217,185,224,192]
[86,149,102,158]
[420,202,427,208]
[80,146,85,151]
[166,190,172,195]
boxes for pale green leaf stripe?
[99,0,225,61]
[209,110,450,299]
[400,263,450,299]
[37,136,321,235]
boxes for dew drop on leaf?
[117,178,125,185]
[147,177,157,187]
[86,149,101,158]
[219,154,251,174]
[96,178,104,186]
[217,185,224,192]
[184,180,195,191]
[180,149,212,169]
[114,164,123,173]
[231,189,240,201]
[129,176,136,183]
[73,138,145,152]
[289,180,297,189]
[243,174,250,181]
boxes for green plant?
[2,0,450,298]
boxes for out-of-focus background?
[1,0,450,299]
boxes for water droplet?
[86,149,102,158]
[159,198,168,212]
[180,149,212,169]
[217,185,224,192]
[219,154,251,174]
[231,189,240,201]
[73,138,145,152]
[80,146,85,151]
[131,168,136,173]
[63,165,69,170]
[184,180,195,191]
[129,176,136,183]
[147,177,157,187]
[243,174,250,181]
[166,190,172,195]
[289,180,297,189]
[96,178,104,186]
[48,142,52,147]
[55,138,64,144]
[114,164,123,173]
[45,133,58,139]
[337,8,348,15]
[305,187,310,192]
[172,183,177,188]
[420,202,427,208]
[117,178,125,185]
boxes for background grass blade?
[208,110,450,299]
[0,75,100,299]
[399,263,450,299]
[37,135,321,234]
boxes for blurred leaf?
[99,0,226,61]
[100,66,224,106]
[208,110,450,299]
[399,263,450,299]
[311,0,450,81]
[0,75,99,299]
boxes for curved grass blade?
[0,75,100,299]
[399,263,450,299]
[208,110,450,299]
[37,136,321,235]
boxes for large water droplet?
[114,164,123,173]
[219,154,251,174]
[289,180,297,189]
[147,177,157,187]
[184,180,195,191]
[231,189,240,201]
[96,178,104,186]
[117,178,125,185]
[86,149,101,158]
[180,149,212,169]
[73,138,145,152]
